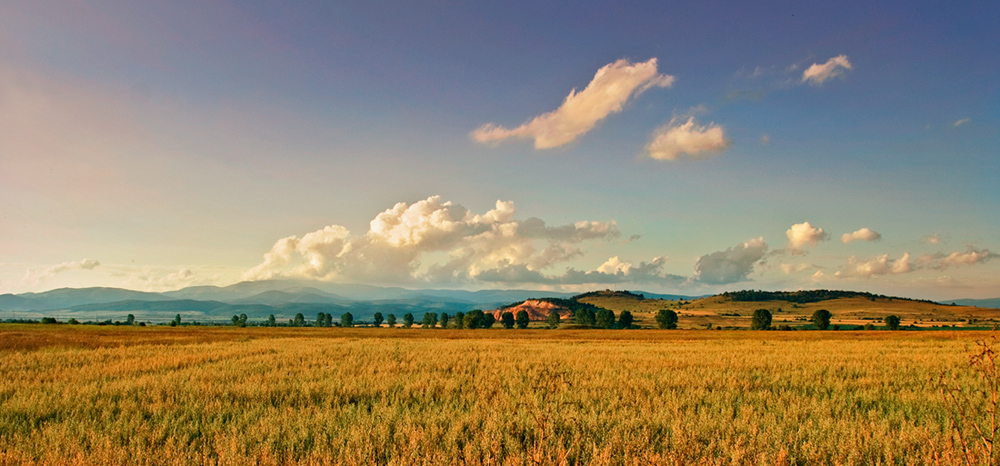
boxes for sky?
[1,0,998,300]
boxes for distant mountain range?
[0,279,704,322]
[944,297,1000,309]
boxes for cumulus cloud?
[836,252,912,278]
[646,117,731,160]
[786,222,828,250]
[19,259,100,286]
[475,256,685,285]
[920,247,995,270]
[694,237,769,284]
[953,118,971,127]
[471,58,674,149]
[841,228,882,243]
[801,55,852,85]
[244,196,644,286]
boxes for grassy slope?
[577,292,1000,329]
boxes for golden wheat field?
[0,325,996,466]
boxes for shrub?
[863,323,874,331]
[546,311,560,329]
[751,309,772,330]
[884,315,901,330]
[656,309,678,329]
[41,317,58,324]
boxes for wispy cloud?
[646,117,731,161]
[801,55,853,85]
[953,118,971,127]
[472,58,674,149]
[836,252,911,278]
[694,237,768,284]
[19,259,101,286]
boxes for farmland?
[1,325,996,465]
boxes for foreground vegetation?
[0,325,996,465]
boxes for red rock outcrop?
[488,300,573,321]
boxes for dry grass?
[0,325,994,465]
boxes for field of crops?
[0,325,995,465]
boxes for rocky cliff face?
[489,300,573,321]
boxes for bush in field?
[515,310,529,329]
[547,311,561,329]
[41,317,58,324]
[501,312,515,329]
[454,312,466,329]
[884,315,901,330]
[68,318,79,325]
[595,309,615,329]
[618,311,634,329]
[402,313,414,328]
[656,309,678,329]
[481,313,496,329]
[373,312,384,328]
[751,309,772,330]
[386,314,396,327]
[341,312,354,328]
[438,312,449,329]
[811,309,832,330]
[863,323,874,331]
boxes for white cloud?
[471,58,674,149]
[835,252,911,279]
[245,196,629,285]
[811,270,825,281]
[475,256,685,285]
[801,55,852,85]
[786,222,828,250]
[953,118,971,127]
[922,234,944,245]
[646,117,731,160]
[19,259,101,286]
[841,228,881,243]
[694,237,769,284]
[781,263,813,274]
[760,134,771,145]
[939,247,994,268]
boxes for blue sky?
[1,0,997,299]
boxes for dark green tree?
[751,309,772,330]
[438,312,450,329]
[884,315,901,330]
[267,314,276,327]
[618,311,634,329]
[422,312,436,328]
[595,308,615,329]
[575,308,596,326]
[464,310,484,329]
[126,314,135,326]
[317,313,327,327]
[546,310,561,329]
[373,312,384,327]
[341,312,354,328]
[402,312,414,328]
[386,314,397,327]
[501,311,515,329]
[231,315,241,327]
[454,311,466,329]
[293,313,305,327]
[811,309,832,330]
[481,313,496,329]
[174,314,182,326]
[655,309,678,329]
[515,310,529,329]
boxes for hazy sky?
[1,1,997,299]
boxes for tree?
[481,313,496,329]
[68,318,80,325]
[422,312,436,328]
[618,311,634,329]
[811,309,832,330]
[231,315,241,327]
[656,309,678,329]
[464,310,484,329]
[174,314,182,326]
[317,313,328,327]
[884,315,901,330]
[751,309,772,330]
[341,312,354,328]
[126,314,135,326]
[293,313,305,327]
[595,308,615,329]
[373,312,384,328]
[402,313,414,328]
[515,310,529,329]
[501,311,515,329]
[386,314,397,327]
[575,308,596,326]
[438,312,450,329]
[546,310,561,329]
[268,314,276,327]
[454,312,466,329]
